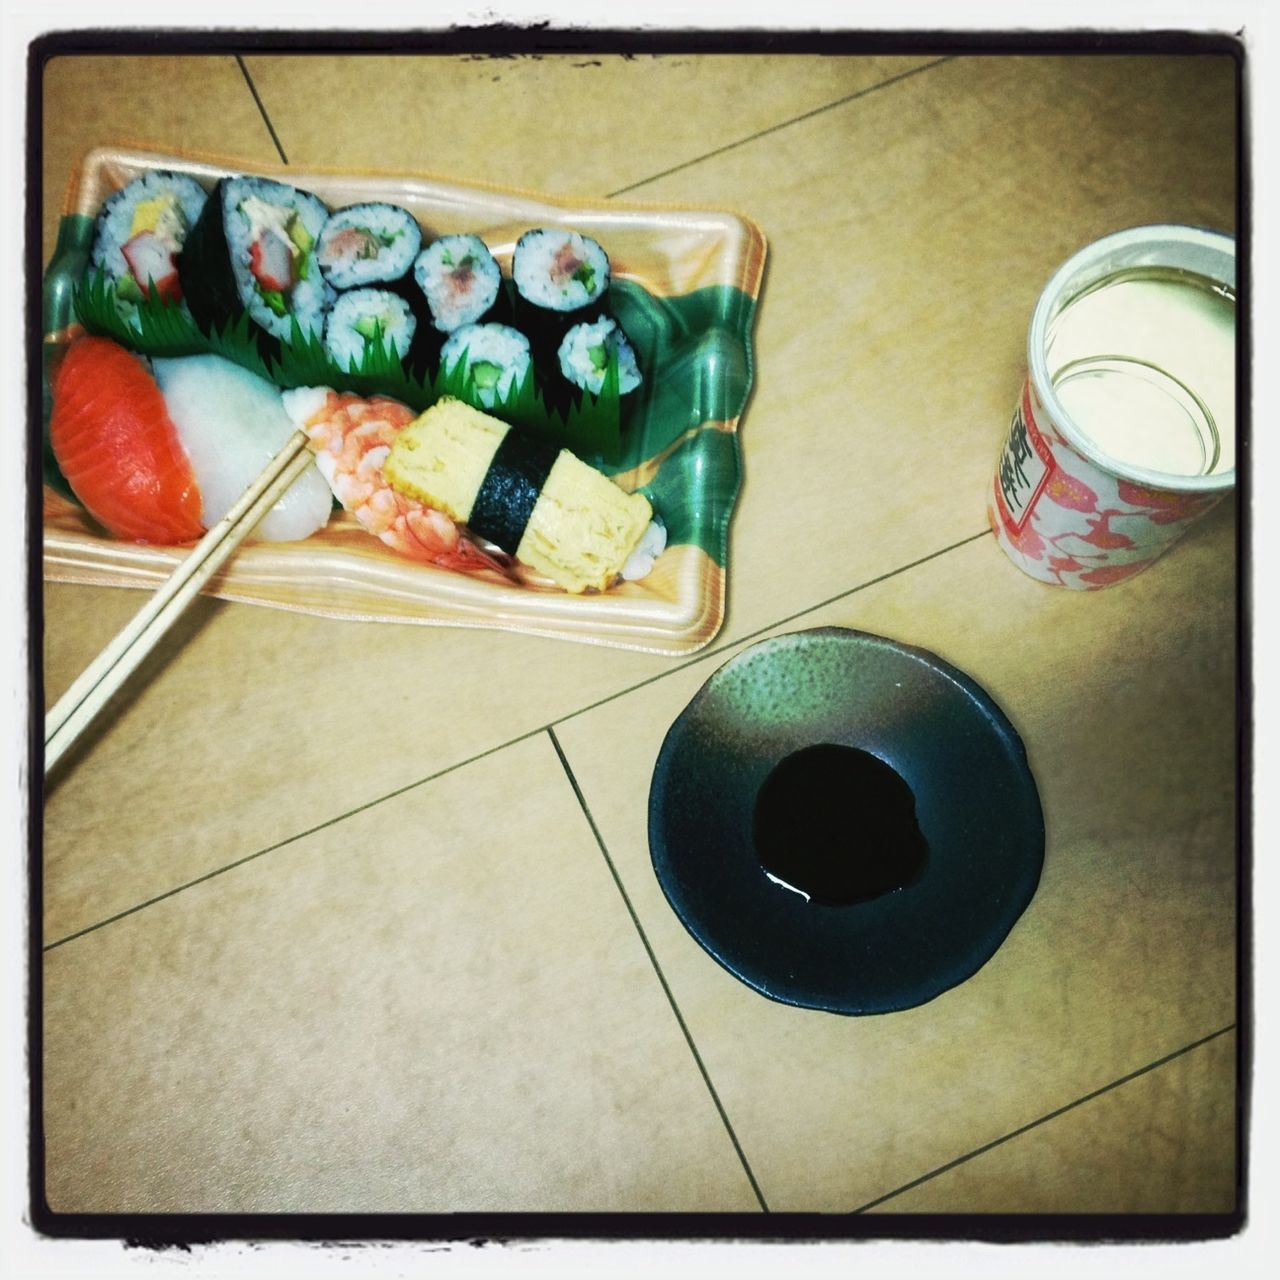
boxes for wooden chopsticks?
[44,429,314,776]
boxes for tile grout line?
[606,56,954,197]
[851,1023,1239,1213]
[235,54,289,165]
[546,726,771,1213]
[43,529,991,952]
[40,726,551,952]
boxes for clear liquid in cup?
[1045,267,1236,477]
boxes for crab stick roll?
[438,323,532,409]
[323,288,418,370]
[414,234,505,334]
[316,203,423,291]
[511,228,611,362]
[179,176,332,350]
[90,171,208,308]
[382,398,657,593]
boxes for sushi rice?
[439,323,532,409]
[323,288,417,369]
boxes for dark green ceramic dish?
[648,628,1044,1014]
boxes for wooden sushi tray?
[40,146,767,656]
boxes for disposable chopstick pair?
[44,429,313,776]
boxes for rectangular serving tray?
[41,147,765,655]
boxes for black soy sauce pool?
[751,744,929,906]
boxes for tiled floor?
[38,45,1242,1227]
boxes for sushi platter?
[41,147,766,655]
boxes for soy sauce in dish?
[752,744,928,906]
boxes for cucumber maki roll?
[179,176,332,350]
[382,398,657,593]
[557,316,643,403]
[323,288,417,370]
[511,229,611,362]
[90,170,208,309]
[439,323,532,410]
[316,203,423,291]
[413,235,505,334]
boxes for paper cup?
[989,226,1235,589]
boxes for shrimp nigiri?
[281,387,510,577]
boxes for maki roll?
[413,234,505,335]
[323,288,417,370]
[511,229,611,362]
[90,170,208,308]
[383,398,657,593]
[557,316,643,407]
[179,176,331,350]
[315,203,423,291]
[439,323,532,410]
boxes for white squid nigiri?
[151,355,333,542]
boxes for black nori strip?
[178,181,241,329]
[466,429,559,553]
[177,178,283,361]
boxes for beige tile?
[552,504,1237,1211]
[875,1030,1239,1214]
[40,55,280,266]
[245,53,937,198]
[631,53,1239,639]
[43,732,760,1214]
[41,581,669,945]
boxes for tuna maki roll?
[179,176,332,351]
[316,203,423,291]
[557,316,643,401]
[323,288,417,370]
[413,235,505,334]
[439,323,532,410]
[91,170,208,308]
[511,229,611,362]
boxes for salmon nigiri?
[49,337,205,544]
